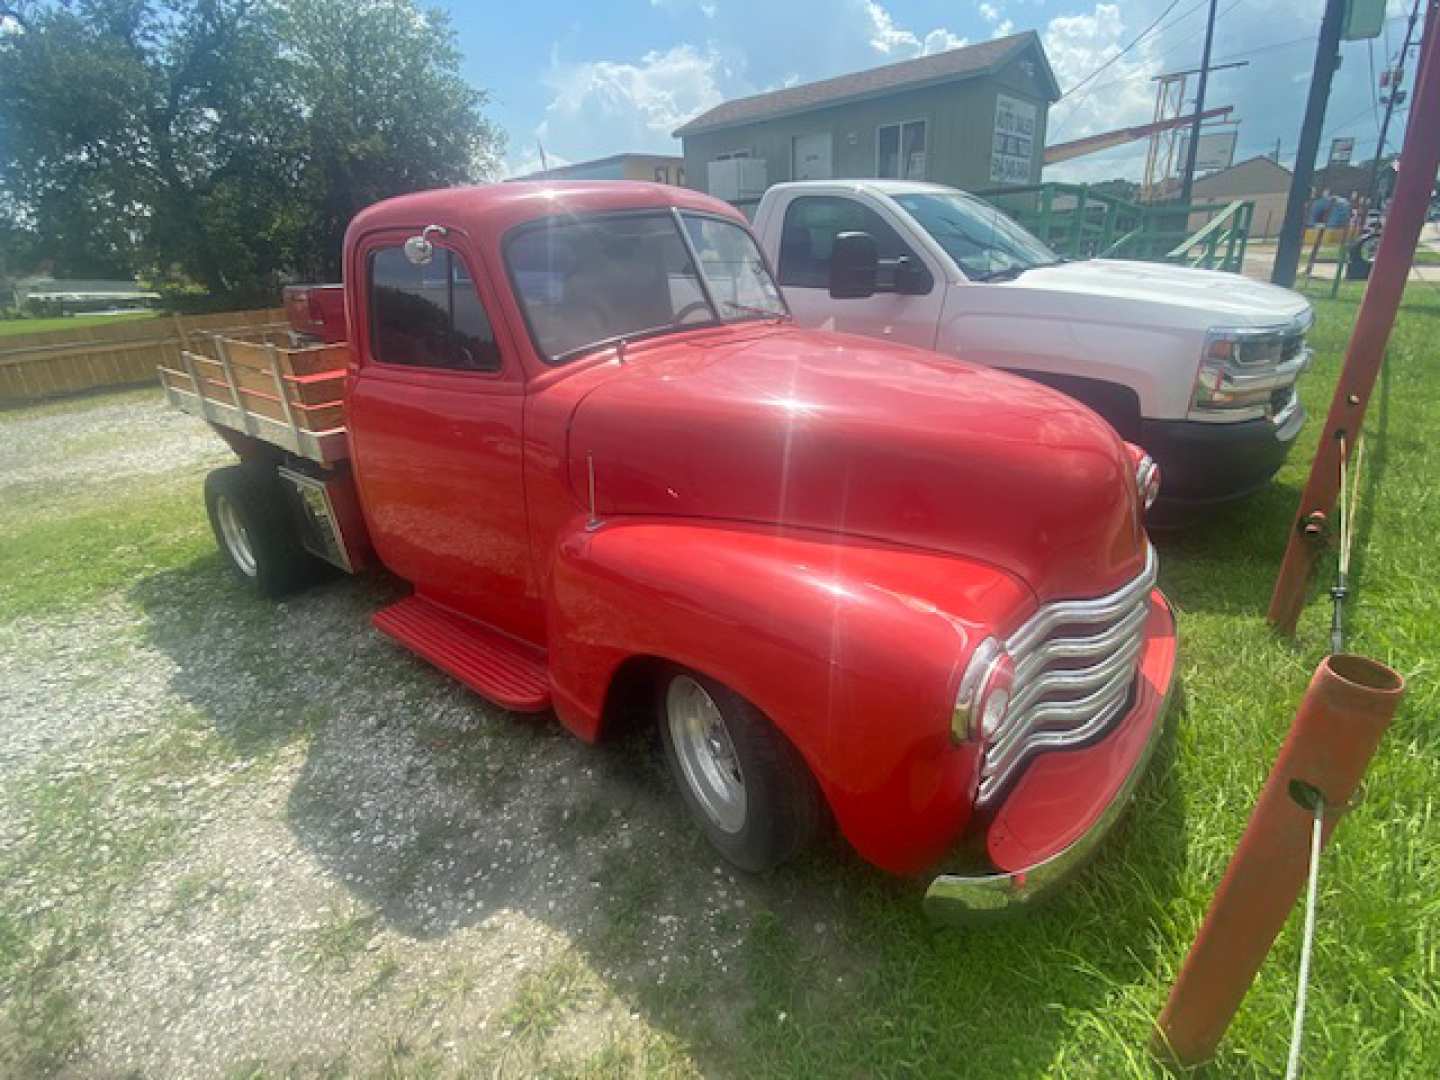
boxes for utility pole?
[1179,0,1220,203]
[1367,0,1423,210]
[1272,0,1348,287]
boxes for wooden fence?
[0,308,289,405]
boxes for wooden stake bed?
[159,332,352,464]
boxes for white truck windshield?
[892,192,1064,282]
[507,210,787,363]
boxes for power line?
[1054,0,1224,114]
[1057,0,1188,101]
[1056,11,1415,106]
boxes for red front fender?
[544,516,1034,874]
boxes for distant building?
[1312,158,1394,205]
[513,153,686,186]
[673,31,1060,205]
[12,277,161,314]
[1189,156,1294,238]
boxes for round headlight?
[979,685,1010,740]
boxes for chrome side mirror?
[403,224,448,265]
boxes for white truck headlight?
[1192,317,1312,417]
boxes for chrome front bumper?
[924,672,1173,924]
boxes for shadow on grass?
[1150,478,1309,619]
[128,552,1190,1075]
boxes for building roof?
[674,31,1059,138]
[513,151,684,182]
[1191,155,1293,197]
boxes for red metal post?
[1153,654,1405,1066]
[1268,0,1440,633]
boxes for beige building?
[1189,155,1293,238]
[514,153,686,186]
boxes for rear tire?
[657,667,823,873]
[204,464,320,598]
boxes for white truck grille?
[977,546,1158,806]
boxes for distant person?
[1309,189,1333,227]
[1327,194,1351,229]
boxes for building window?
[368,246,501,372]
[878,120,927,180]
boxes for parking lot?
[1,281,1437,1078]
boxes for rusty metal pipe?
[1269,1,1440,633]
[1153,653,1404,1067]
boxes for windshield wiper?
[720,300,786,321]
[973,259,1070,283]
[551,322,684,364]
[972,265,1029,282]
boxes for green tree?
[0,1,301,290]
[0,0,503,295]
[280,0,503,280]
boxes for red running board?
[372,595,551,713]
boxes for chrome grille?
[977,546,1157,806]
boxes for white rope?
[1345,436,1365,576]
[1285,795,1326,1080]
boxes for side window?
[368,246,501,372]
[776,196,931,292]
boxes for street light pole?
[1272,0,1348,287]
[1179,0,1219,204]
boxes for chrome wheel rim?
[666,676,746,833]
[216,496,257,577]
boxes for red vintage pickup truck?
[165,181,1177,919]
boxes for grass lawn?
[0,283,1436,1077]
[1247,242,1440,267]
[0,311,160,337]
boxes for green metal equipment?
[975,183,1254,273]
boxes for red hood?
[567,326,1146,602]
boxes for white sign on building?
[1175,129,1238,174]
[990,94,1037,185]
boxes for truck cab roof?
[763,179,966,198]
[348,180,745,241]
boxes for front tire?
[657,668,822,872]
[204,464,319,598]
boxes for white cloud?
[534,43,725,161]
[863,1,966,57]
[1043,4,1164,181]
[922,28,969,54]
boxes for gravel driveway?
[0,390,853,1078]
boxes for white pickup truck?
[750,180,1313,518]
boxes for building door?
[792,133,833,181]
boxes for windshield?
[506,210,786,363]
[892,192,1062,281]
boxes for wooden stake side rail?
[159,334,352,465]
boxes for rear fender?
[546,517,1034,873]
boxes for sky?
[439,0,1421,184]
